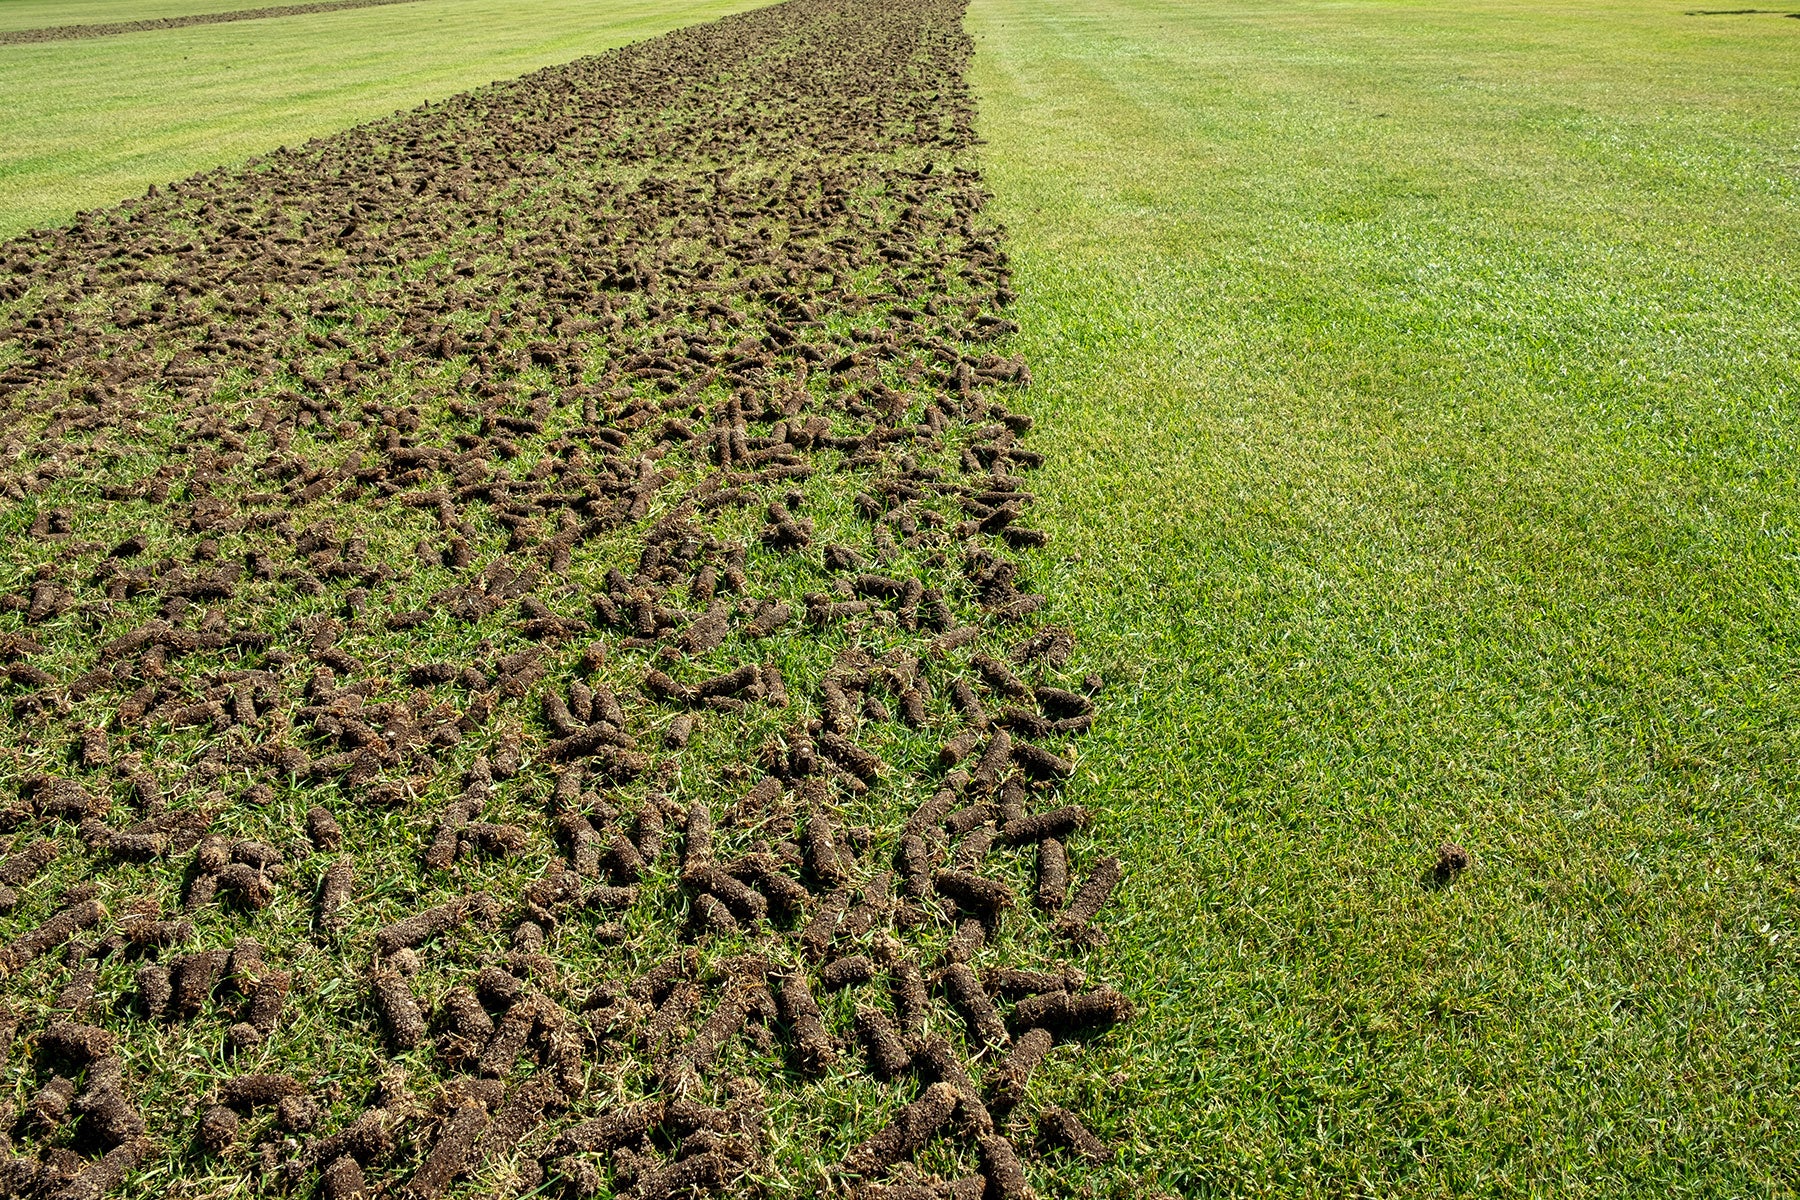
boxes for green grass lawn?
[0,0,763,238]
[966,0,1800,1193]
[2,0,1798,1194]
[0,0,347,32]
[0,0,290,31]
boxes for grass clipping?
[0,0,1135,1195]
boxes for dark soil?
[1038,1105,1109,1163]
[1434,841,1473,883]
[0,0,1135,1193]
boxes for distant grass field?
[0,0,763,238]
[0,0,278,30]
[0,0,280,31]
[968,0,1800,1193]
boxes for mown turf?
[967,0,1800,1194]
[0,0,765,239]
[0,0,419,38]
[0,0,268,31]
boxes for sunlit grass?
[969,0,1800,1193]
[0,0,764,238]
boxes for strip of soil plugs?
[0,0,1141,1194]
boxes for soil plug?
[369,969,426,1050]
[1039,1105,1109,1162]
[842,1082,958,1176]
[1053,855,1121,943]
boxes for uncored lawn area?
[0,0,764,238]
[968,0,1800,1194]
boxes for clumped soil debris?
[0,0,1134,1193]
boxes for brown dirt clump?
[819,954,878,991]
[1053,856,1121,944]
[1001,806,1090,846]
[911,1036,981,1100]
[198,1105,241,1155]
[1034,838,1070,911]
[134,965,172,1018]
[320,1154,367,1200]
[1010,989,1136,1037]
[976,1131,1035,1200]
[842,1082,960,1177]
[776,971,836,1072]
[939,963,1007,1047]
[1435,841,1473,882]
[406,1100,490,1200]
[167,950,228,1019]
[984,1025,1053,1114]
[307,806,345,851]
[1038,1105,1109,1163]
[853,1006,913,1079]
[1,899,105,972]
[218,1073,303,1107]
[369,969,427,1049]
[316,857,355,928]
[931,869,1015,919]
[38,1021,118,1064]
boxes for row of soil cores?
[0,0,1143,1196]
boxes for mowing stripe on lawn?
[968,0,1800,1193]
[0,0,425,45]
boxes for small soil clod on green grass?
[1435,841,1473,883]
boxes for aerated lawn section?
[968,0,1800,1193]
[0,0,766,239]
[0,2,1151,1197]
